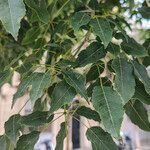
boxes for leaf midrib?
[79,46,103,65]
[32,74,46,101]
[8,0,15,35]
[65,72,86,98]
[96,18,106,46]
[129,102,150,131]
[87,128,113,150]
[100,86,118,136]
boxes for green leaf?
[6,138,15,150]
[87,77,111,98]
[143,40,150,52]
[55,122,66,150]
[88,0,99,10]
[0,135,14,150]
[16,62,32,75]
[22,26,40,45]
[0,0,26,40]
[63,70,88,100]
[143,56,150,67]
[129,0,135,10]
[87,79,100,97]
[34,38,46,49]
[20,111,53,126]
[25,0,49,23]
[132,61,150,95]
[30,72,51,106]
[133,80,150,105]
[106,43,120,56]
[71,11,90,32]
[121,37,148,57]
[13,72,51,106]
[50,80,76,113]
[0,70,12,88]
[33,98,45,112]
[57,59,77,68]
[15,131,39,150]
[86,126,118,150]
[0,135,7,150]
[139,7,150,19]
[143,38,150,55]
[75,106,101,122]
[5,114,21,146]
[52,20,68,40]
[92,86,124,137]
[109,18,128,42]
[112,57,135,104]
[76,42,106,67]
[86,63,104,82]
[13,73,38,106]
[4,53,25,71]
[90,18,113,48]
[125,100,150,131]
[29,10,39,23]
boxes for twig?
[73,30,91,57]
[18,99,29,114]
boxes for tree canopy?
[0,0,150,149]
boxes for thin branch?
[72,115,90,129]
[18,99,29,114]
[73,30,91,57]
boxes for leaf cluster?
[0,0,150,149]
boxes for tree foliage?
[0,0,150,149]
